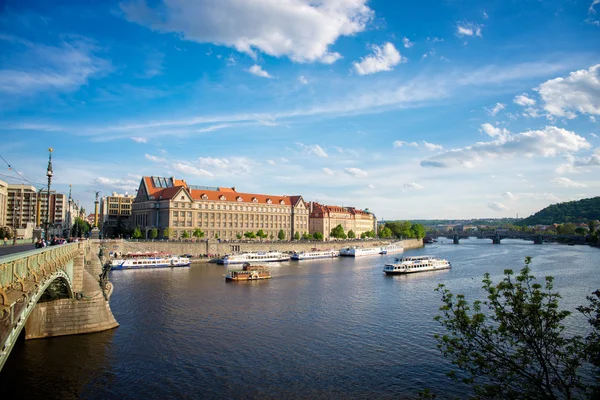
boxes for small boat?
[225,263,271,281]
[345,246,382,257]
[111,252,191,270]
[379,242,404,255]
[383,255,451,275]
[291,249,339,260]
[218,251,290,264]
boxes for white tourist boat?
[111,252,191,270]
[291,249,340,260]
[379,242,404,255]
[218,251,290,265]
[339,246,382,257]
[383,255,451,275]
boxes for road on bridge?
[0,243,36,257]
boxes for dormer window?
[181,196,185,200]
[236,196,243,202]
[219,195,226,200]
[201,194,208,200]
[279,200,285,205]
[266,198,272,204]
[252,197,258,203]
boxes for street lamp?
[45,148,53,243]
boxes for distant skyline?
[0,0,599,219]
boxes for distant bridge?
[428,231,586,245]
[0,242,118,371]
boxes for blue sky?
[1,0,599,220]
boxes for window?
[236,196,242,202]
[252,197,258,203]
[202,194,208,200]
[219,195,226,200]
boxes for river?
[1,239,598,399]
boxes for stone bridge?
[0,242,118,371]
[429,231,586,244]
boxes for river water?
[1,239,598,399]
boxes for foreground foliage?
[434,257,599,399]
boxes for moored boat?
[111,252,191,270]
[383,255,451,275]
[291,249,339,260]
[225,263,271,281]
[379,242,404,255]
[345,246,382,257]
[218,251,290,264]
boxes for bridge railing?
[0,243,80,305]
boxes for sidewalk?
[0,243,36,257]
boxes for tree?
[365,229,376,238]
[314,231,323,241]
[132,227,143,239]
[163,227,172,240]
[294,231,301,240]
[192,228,205,240]
[347,229,355,239]
[149,228,158,240]
[434,257,599,399]
[575,227,588,236]
[360,232,366,239]
[379,227,393,238]
[278,229,285,240]
[256,229,268,240]
[411,223,426,239]
[302,232,312,240]
[557,222,577,235]
[236,233,242,240]
[214,233,219,239]
[71,217,91,238]
[589,220,598,234]
[244,231,256,239]
[330,224,346,239]
[181,230,190,239]
[0,227,12,240]
[270,233,274,240]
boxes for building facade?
[130,176,309,240]
[6,184,66,238]
[100,192,135,236]
[308,202,375,240]
[0,179,7,228]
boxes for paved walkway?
[0,243,36,258]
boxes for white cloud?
[344,167,367,178]
[402,37,413,48]
[94,176,139,192]
[368,184,375,189]
[480,123,510,140]
[513,93,536,107]
[120,0,373,64]
[248,64,272,78]
[485,102,506,116]
[296,142,328,157]
[536,64,600,119]
[353,42,405,75]
[172,162,214,177]
[199,157,230,168]
[422,141,443,151]
[456,22,482,37]
[267,160,276,165]
[591,116,597,123]
[0,35,110,95]
[393,140,418,148]
[503,191,516,199]
[131,136,148,143]
[403,182,424,189]
[322,167,334,175]
[551,177,588,188]
[145,153,166,163]
[591,133,599,138]
[488,202,509,211]
[298,75,308,84]
[483,11,488,19]
[590,0,600,13]
[421,126,591,168]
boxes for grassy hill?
[519,197,600,226]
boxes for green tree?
[434,257,599,399]
[278,229,285,240]
[214,233,219,239]
[132,227,143,239]
[294,231,301,240]
[589,220,598,234]
[0,227,12,240]
[149,228,158,240]
[236,232,242,240]
[270,233,274,240]
[244,231,256,239]
[366,229,376,238]
[163,227,172,239]
[379,227,393,238]
[181,230,190,239]
[256,229,268,240]
[71,217,91,238]
[314,231,324,241]
[557,222,577,235]
[330,224,346,239]
[575,227,587,236]
[192,228,205,240]
[302,232,312,240]
[347,229,356,239]
[411,223,426,239]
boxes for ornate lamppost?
[44,148,53,242]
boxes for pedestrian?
[3,237,7,246]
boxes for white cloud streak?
[353,42,405,75]
[248,64,272,78]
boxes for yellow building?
[130,176,308,240]
[308,202,375,240]
[100,192,135,235]
[0,179,7,228]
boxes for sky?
[0,0,599,220]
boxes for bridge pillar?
[534,234,543,245]
[493,234,502,244]
[453,234,460,244]
[71,243,85,293]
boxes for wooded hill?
[519,196,600,226]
